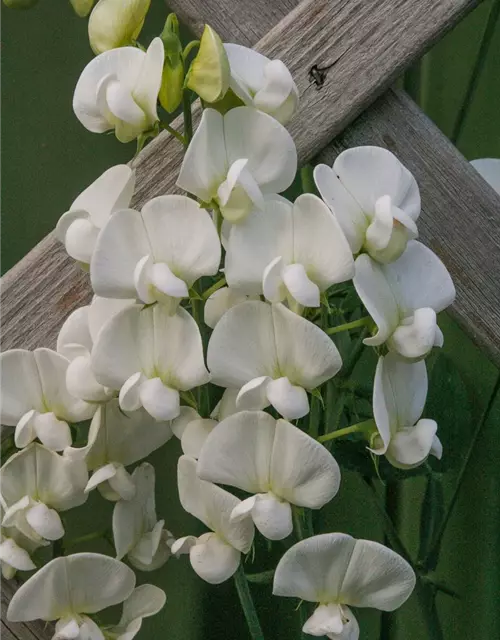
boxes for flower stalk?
[233,564,265,640]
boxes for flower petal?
[139,378,180,421]
[57,306,92,358]
[282,264,320,308]
[303,605,360,640]
[263,256,287,303]
[204,287,249,329]
[388,307,438,359]
[87,296,136,343]
[177,108,228,202]
[224,107,297,194]
[340,538,416,610]
[207,300,278,388]
[266,377,309,420]
[25,503,64,541]
[217,159,265,223]
[181,418,218,458]
[189,532,241,584]
[0,538,36,572]
[302,603,344,636]
[0,350,43,425]
[140,195,221,286]
[91,304,152,389]
[270,419,341,508]
[197,411,275,494]
[272,303,342,389]
[386,419,438,469]
[253,59,298,124]
[471,158,500,195]
[7,553,136,621]
[353,255,399,347]
[291,194,354,290]
[66,355,111,403]
[313,163,366,254]
[119,372,145,412]
[236,376,271,411]
[248,492,293,541]
[63,218,100,265]
[116,584,166,629]
[132,37,164,125]
[170,406,201,440]
[273,533,356,602]
[91,209,150,299]
[33,412,73,452]
[383,241,455,315]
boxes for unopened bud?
[3,0,39,9]
[88,0,151,55]
[159,13,184,113]
[185,25,230,103]
[70,0,94,16]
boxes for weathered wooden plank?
[1,577,53,639]
[316,89,500,365]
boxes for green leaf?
[418,472,445,570]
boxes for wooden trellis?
[2,0,500,637]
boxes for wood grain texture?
[1,578,53,639]
[315,89,500,365]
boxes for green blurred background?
[2,1,500,639]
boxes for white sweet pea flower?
[353,241,455,360]
[0,348,95,451]
[91,195,221,312]
[7,552,136,639]
[171,455,254,584]
[197,411,341,541]
[177,107,297,223]
[57,296,135,403]
[106,584,166,640]
[73,37,164,143]
[226,194,354,309]
[371,354,442,469]
[0,443,88,544]
[204,286,251,329]
[113,463,173,571]
[91,304,210,421]
[88,0,151,55]
[64,400,171,501]
[207,300,341,419]
[224,44,299,124]
[273,533,416,639]
[314,147,421,263]
[0,500,39,580]
[55,165,135,266]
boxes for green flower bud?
[159,59,184,113]
[70,0,94,16]
[88,0,151,55]
[185,25,230,104]
[3,0,39,9]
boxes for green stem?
[182,39,200,60]
[233,564,265,640]
[327,317,371,335]
[65,529,110,549]
[451,0,500,144]
[318,419,374,443]
[300,165,315,194]
[159,121,185,145]
[202,276,227,299]
[182,89,194,145]
[425,371,500,565]
[308,394,321,438]
[212,201,224,238]
[292,506,307,541]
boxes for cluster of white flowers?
[1,9,457,640]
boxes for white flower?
[207,300,341,419]
[0,501,38,580]
[169,390,239,459]
[88,0,151,55]
[224,44,299,124]
[91,304,210,421]
[371,354,442,469]
[57,296,135,403]
[106,584,166,640]
[0,443,88,544]
[273,533,416,639]
[113,463,173,571]
[353,241,455,360]
[91,195,221,312]
[171,455,254,584]
[471,158,500,194]
[204,286,251,329]
[225,194,354,308]
[55,165,135,266]
[197,411,341,541]
[64,400,172,501]
[73,37,164,143]
[7,552,136,639]
[0,348,95,451]
[314,147,421,263]
[177,107,297,223]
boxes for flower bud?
[159,13,184,113]
[185,25,230,103]
[88,0,151,55]
[70,0,94,16]
[3,0,39,8]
